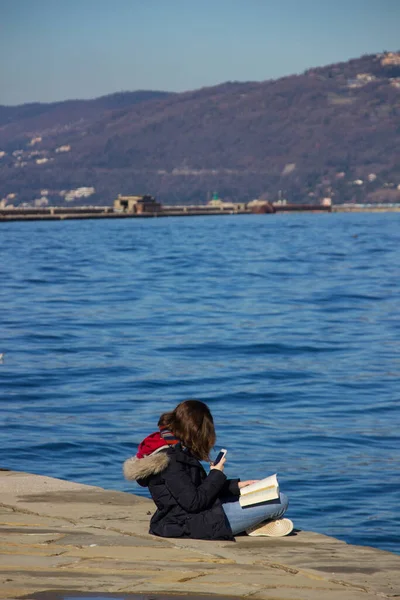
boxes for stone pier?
[1,470,399,599]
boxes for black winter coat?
[124,443,240,540]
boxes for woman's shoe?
[246,518,293,537]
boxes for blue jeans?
[222,492,289,536]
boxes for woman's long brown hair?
[158,400,216,461]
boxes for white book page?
[240,473,278,496]
[239,486,279,507]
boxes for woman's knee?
[279,492,289,512]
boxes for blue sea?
[1,213,399,554]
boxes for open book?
[239,474,279,507]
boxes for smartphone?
[214,448,227,465]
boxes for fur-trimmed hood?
[123,448,170,482]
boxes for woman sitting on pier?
[123,399,292,540]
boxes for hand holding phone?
[214,448,227,464]
[211,448,227,470]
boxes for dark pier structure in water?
[0,194,335,222]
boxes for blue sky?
[1,0,399,105]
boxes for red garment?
[136,430,179,459]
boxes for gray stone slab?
[51,532,171,547]
[1,470,399,600]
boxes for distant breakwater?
[1,204,334,222]
[2,204,400,223]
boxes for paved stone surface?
[1,470,399,599]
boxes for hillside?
[0,52,399,207]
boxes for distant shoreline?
[332,205,400,213]
[1,204,400,222]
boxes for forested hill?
[1,52,399,207]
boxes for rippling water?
[1,213,399,553]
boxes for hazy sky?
[1,0,399,105]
